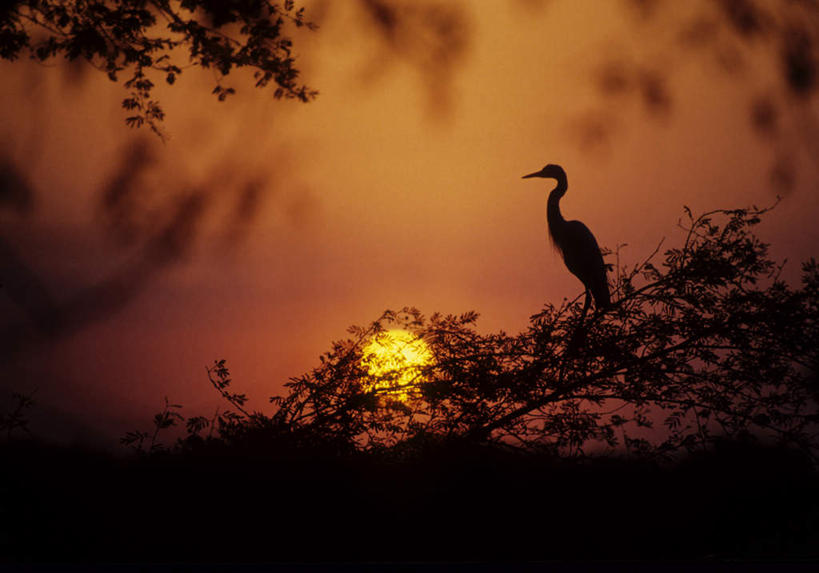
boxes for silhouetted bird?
[522,164,611,311]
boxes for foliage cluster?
[1,0,317,136]
[129,205,819,461]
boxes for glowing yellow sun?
[361,329,434,401]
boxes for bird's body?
[523,164,611,310]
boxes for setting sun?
[360,330,434,401]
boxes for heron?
[522,163,611,313]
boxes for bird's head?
[522,163,566,181]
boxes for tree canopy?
[126,204,819,462]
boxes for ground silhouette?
[2,435,818,561]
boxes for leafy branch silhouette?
[128,205,819,461]
[1,0,317,136]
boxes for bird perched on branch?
[522,163,611,312]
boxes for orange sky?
[1,0,818,444]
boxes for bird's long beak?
[521,170,541,179]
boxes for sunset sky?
[2,0,818,445]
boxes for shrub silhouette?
[133,204,819,461]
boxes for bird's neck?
[547,179,568,235]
